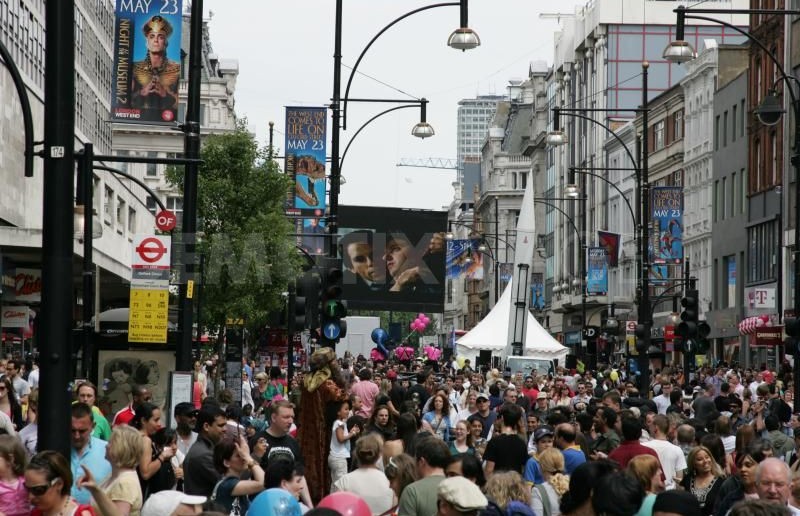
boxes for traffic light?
[677,289,699,352]
[319,258,347,346]
[294,272,320,330]
[635,322,650,353]
[786,317,800,357]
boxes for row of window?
[714,100,746,150]
[713,169,747,222]
[649,110,684,152]
[0,0,46,90]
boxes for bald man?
[756,457,796,512]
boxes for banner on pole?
[111,0,183,124]
[586,247,608,295]
[650,186,683,264]
[285,107,328,214]
[446,239,484,280]
[598,231,621,267]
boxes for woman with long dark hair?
[131,402,175,497]
[383,412,420,462]
[0,377,22,430]
[421,394,451,441]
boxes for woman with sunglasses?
[0,377,23,431]
[25,451,93,516]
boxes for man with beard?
[184,404,226,496]
[173,402,198,457]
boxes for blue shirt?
[562,446,587,475]
[523,457,544,484]
[71,437,112,504]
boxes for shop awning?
[739,315,771,335]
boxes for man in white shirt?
[750,371,765,397]
[727,373,745,398]
[643,414,686,490]
[653,381,673,415]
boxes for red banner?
[753,326,783,347]
[664,325,675,352]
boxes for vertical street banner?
[650,186,683,264]
[597,231,621,267]
[445,239,484,280]
[285,107,328,214]
[586,247,608,295]
[111,0,183,124]
[530,272,545,310]
[498,263,513,293]
[727,258,736,307]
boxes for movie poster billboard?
[111,1,183,124]
[285,107,327,215]
[446,239,484,280]
[650,186,683,264]
[598,231,621,267]
[339,206,447,312]
[586,247,608,295]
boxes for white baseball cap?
[142,491,206,516]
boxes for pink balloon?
[423,316,431,324]
[418,313,425,319]
[319,492,372,516]
[409,322,416,331]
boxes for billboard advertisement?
[299,217,328,256]
[586,247,608,295]
[530,272,545,310]
[338,206,447,312]
[446,239,484,280]
[650,186,683,264]
[111,1,183,124]
[598,231,621,267]
[285,107,327,214]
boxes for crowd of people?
[1,352,800,515]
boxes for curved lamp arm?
[572,168,636,233]
[342,2,459,130]
[557,109,640,180]
[340,104,416,172]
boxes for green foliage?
[166,120,300,331]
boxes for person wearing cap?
[524,425,555,484]
[436,475,488,516]
[531,391,551,425]
[141,489,206,516]
[174,402,198,457]
[467,393,497,440]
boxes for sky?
[202,1,586,211]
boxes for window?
[654,120,664,150]
[146,196,157,215]
[167,196,183,226]
[721,177,726,220]
[128,207,136,234]
[146,151,157,177]
[104,186,113,224]
[723,111,728,147]
[740,99,745,137]
[732,105,737,142]
[714,180,720,222]
[747,220,778,283]
[674,110,683,140]
[732,171,738,215]
[724,255,736,309]
[715,115,720,150]
[754,139,761,191]
[446,279,453,303]
[771,131,778,185]
[116,197,125,229]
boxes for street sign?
[323,322,341,340]
[133,235,171,268]
[128,289,169,343]
[155,209,177,232]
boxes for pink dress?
[0,476,30,516]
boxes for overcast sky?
[202,1,586,211]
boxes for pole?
[195,254,205,356]
[287,281,296,382]
[793,90,800,406]
[329,0,344,255]
[39,0,75,456]
[81,143,94,379]
[581,188,588,368]
[177,0,204,371]
[638,61,651,393]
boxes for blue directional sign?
[323,322,341,340]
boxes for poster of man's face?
[338,206,446,312]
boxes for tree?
[167,120,300,333]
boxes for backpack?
[534,484,552,516]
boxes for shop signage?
[1,306,28,328]
[746,285,776,309]
[14,268,41,303]
[753,325,783,347]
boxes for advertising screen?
[338,206,447,312]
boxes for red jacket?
[608,440,662,472]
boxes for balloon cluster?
[410,313,430,333]
[371,328,390,361]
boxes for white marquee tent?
[455,280,568,365]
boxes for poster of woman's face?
[97,350,172,417]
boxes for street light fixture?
[661,7,695,64]
[564,168,579,198]
[447,1,480,51]
[754,90,784,126]
[410,99,435,138]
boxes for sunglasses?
[24,478,58,496]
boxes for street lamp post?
[663,4,800,406]
[329,0,479,253]
[549,65,651,389]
